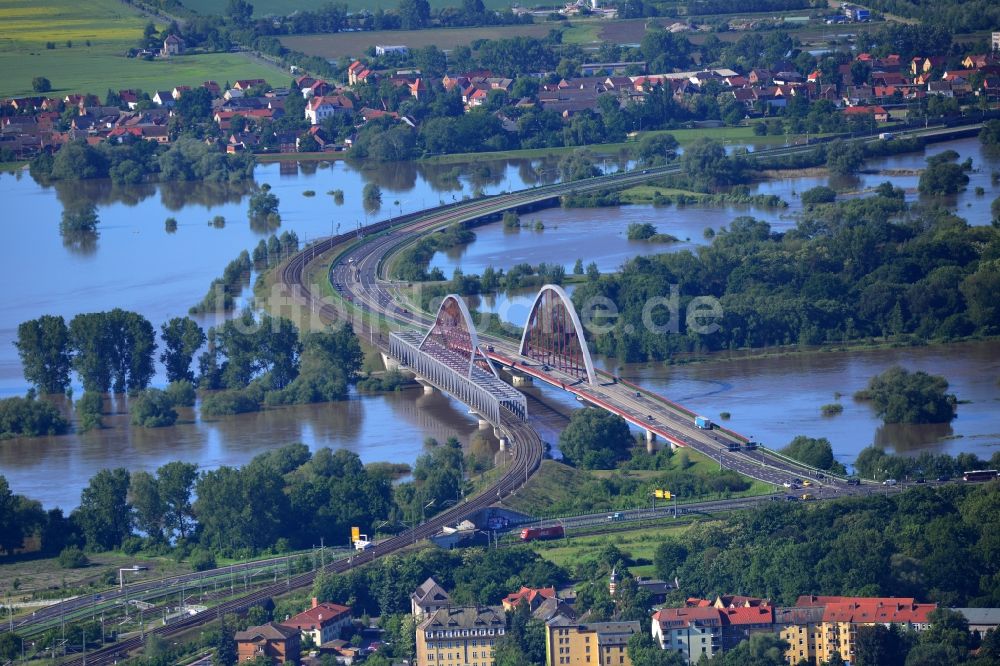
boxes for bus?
[963,470,999,482]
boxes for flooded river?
[1,137,997,508]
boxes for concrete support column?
[416,379,434,394]
[645,430,657,454]
[498,437,508,452]
[380,352,400,371]
[478,418,491,430]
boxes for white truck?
[353,534,374,551]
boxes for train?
[963,470,999,482]
[519,525,565,542]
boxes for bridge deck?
[390,331,528,425]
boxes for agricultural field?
[185,0,521,17]
[0,0,281,98]
[281,23,554,60]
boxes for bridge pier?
[645,430,657,453]
[468,410,490,430]
[416,378,435,395]
[380,352,401,372]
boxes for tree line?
[0,435,482,560]
[30,137,255,186]
[569,186,1000,361]
[9,306,369,434]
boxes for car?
[792,478,803,484]
[608,512,625,522]
[937,475,949,482]
[802,480,813,487]
[801,493,815,501]
[647,415,654,422]
[785,495,798,501]
[883,478,898,486]
[790,483,801,490]
[635,391,642,398]
[782,481,793,488]
[815,472,826,479]
[847,478,861,486]
[915,477,925,484]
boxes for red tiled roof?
[720,606,774,625]
[503,586,556,608]
[822,601,936,625]
[281,602,351,630]
[654,607,723,629]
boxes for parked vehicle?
[608,512,625,522]
[847,477,861,486]
[883,478,898,486]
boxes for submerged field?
[0,0,280,98]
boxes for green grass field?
[0,0,282,98]
[529,523,693,578]
[185,0,517,17]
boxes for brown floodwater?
[0,387,482,511]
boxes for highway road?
[321,154,866,495]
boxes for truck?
[353,534,374,550]
[519,525,565,542]
[694,415,713,430]
[878,132,895,140]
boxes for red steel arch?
[420,294,498,379]
[519,284,596,384]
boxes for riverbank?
[628,333,1000,370]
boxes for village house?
[305,95,354,124]
[411,577,452,617]
[235,622,301,664]
[162,34,184,57]
[280,597,353,647]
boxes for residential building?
[235,622,301,664]
[412,577,452,617]
[718,605,775,651]
[502,586,557,613]
[775,607,825,666]
[305,95,354,124]
[546,615,641,666]
[375,45,408,56]
[281,597,352,646]
[416,606,505,666]
[953,608,1000,636]
[794,596,937,664]
[162,34,184,56]
[151,91,174,107]
[652,608,724,664]
[234,79,267,91]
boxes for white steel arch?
[519,284,597,385]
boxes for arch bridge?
[390,295,528,425]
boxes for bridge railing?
[755,445,849,482]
